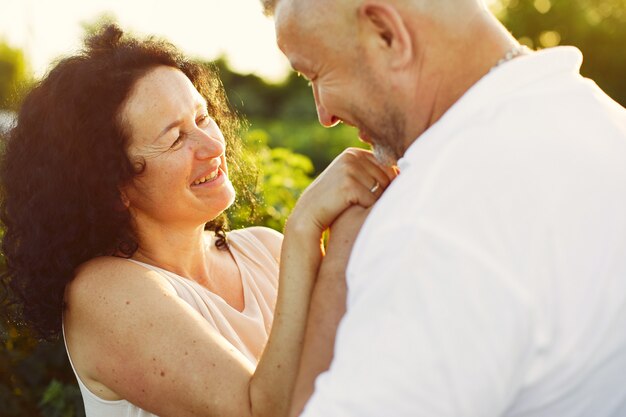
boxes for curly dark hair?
[0,25,252,340]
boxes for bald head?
[268,0,518,158]
[273,0,359,57]
[268,0,492,56]
[263,0,488,20]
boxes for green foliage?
[214,58,318,122]
[0,41,31,110]
[39,380,84,417]
[0,322,84,417]
[494,0,626,105]
[251,119,363,175]
[227,128,315,231]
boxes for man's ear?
[358,1,413,69]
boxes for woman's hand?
[287,148,396,237]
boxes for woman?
[0,25,394,416]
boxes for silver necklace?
[491,45,531,71]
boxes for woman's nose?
[193,129,225,160]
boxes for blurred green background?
[1,0,625,415]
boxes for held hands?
[287,148,396,237]
[275,150,393,416]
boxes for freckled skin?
[62,61,384,416]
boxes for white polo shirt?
[301,47,626,417]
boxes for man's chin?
[372,144,397,167]
[359,130,398,166]
[357,130,372,145]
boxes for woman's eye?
[171,134,184,149]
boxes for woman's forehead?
[122,67,204,138]
[129,66,199,107]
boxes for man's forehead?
[274,4,305,55]
[273,0,348,71]
[273,0,297,36]
[275,31,312,73]
[272,0,293,24]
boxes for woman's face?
[120,66,236,228]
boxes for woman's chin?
[203,185,236,222]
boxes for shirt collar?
[396,46,583,173]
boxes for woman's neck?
[129,216,244,311]
[132,218,214,283]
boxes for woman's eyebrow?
[155,119,183,142]
[154,98,208,142]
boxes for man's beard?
[354,103,406,167]
[350,60,408,167]
[372,143,399,167]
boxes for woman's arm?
[288,206,372,417]
[248,148,394,417]
[65,148,393,417]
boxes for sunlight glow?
[0,0,291,82]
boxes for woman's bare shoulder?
[64,255,258,416]
[66,256,173,315]
[74,255,140,279]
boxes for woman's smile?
[191,166,227,189]
[192,168,220,186]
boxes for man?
[264,0,626,416]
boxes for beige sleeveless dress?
[62,229,279,417]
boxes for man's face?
[275,6,407,166]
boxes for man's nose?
[316,104,340,128]
[312,84,340,127]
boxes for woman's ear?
[358,1,414,70]
[119,189,131,209]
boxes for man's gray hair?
[261,0,279,16]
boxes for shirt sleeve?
[300,222,537,417]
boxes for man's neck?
[403,10,519,152]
